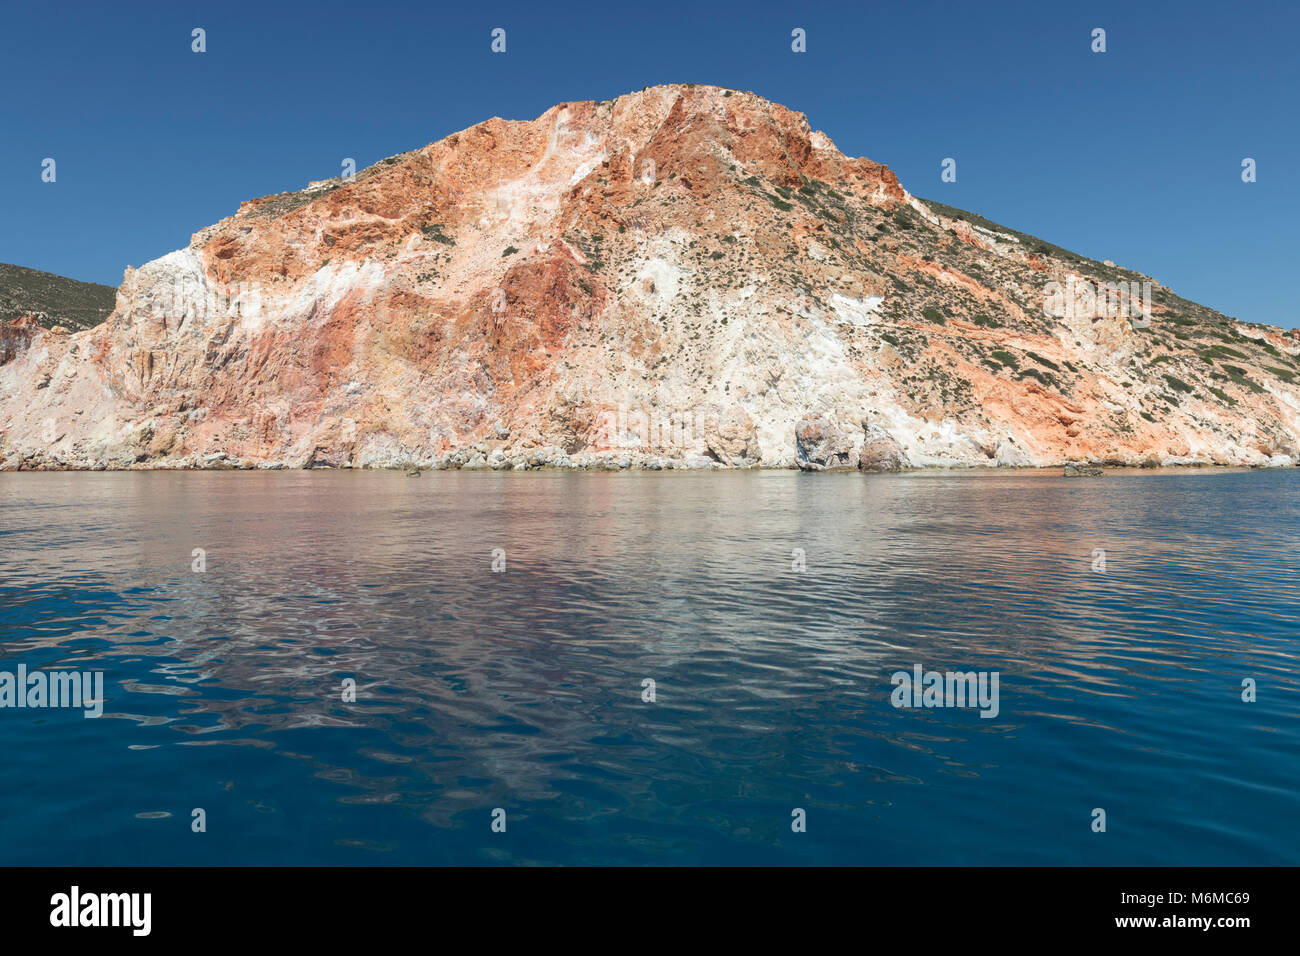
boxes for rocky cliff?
[3,84,1298,471]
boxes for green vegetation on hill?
[917,197,1101,268]
[0,262,116,331]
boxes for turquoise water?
[1,469,1297,865]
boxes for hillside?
[1,84,1298,471]
[0,262,116,331]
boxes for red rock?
[1,84,1296,471]
[0,314,43,365]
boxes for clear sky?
[2,0,1296,326]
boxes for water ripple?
[0,469,1297,864]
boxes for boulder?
[994,437,1033,467]
[1063,463,1104,477]
[701,404,762,464]
[858,423,909,472]
[794,414,854,471]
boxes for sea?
[1,468,1296,865]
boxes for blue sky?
[2,0,1296,326]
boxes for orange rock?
[1,84,1296,471]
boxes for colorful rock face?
[0,315,45,366]
[2,84,1298,471]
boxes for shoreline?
[1,458,1288,475]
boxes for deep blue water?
[1,469,1297,865]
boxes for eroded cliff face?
[3,84,1299,471]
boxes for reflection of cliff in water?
[3,469,1299,850]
